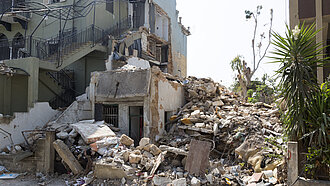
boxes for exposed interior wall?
[0,102,59,150]
[148,67,184,141]
[152,0,188,77]
[155,13,169,41]
[132,1,146,29]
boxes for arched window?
[12,33,25,59]
[0,34,10,60]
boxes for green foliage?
[264,136,287,161]
[303,82,330,147]
[230,55,244,72]
[245,5,262,19]
[246,74,277,104]
[271,23,330,176]
[305,146,330,178]
[270,23,325,140]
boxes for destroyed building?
[90,66,184,144]
[0,1,290,185]
[0,0,190,150]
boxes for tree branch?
[254,9,273,73]
[252,13,258,71]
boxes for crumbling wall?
[173,51,187,77]
[94,69,151,101]
[153,0,188,77]
[148,67,184,141]
[0,102,59,150]
[54,100,92,124]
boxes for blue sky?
[176,0,289,87]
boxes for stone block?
[139,137,150,147]
[149,144,162,156]
[129,154,142,164]
[94,161,126,179]
[120,134,134,146]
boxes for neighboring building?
[0,0,189,116]
[289,0,330,82]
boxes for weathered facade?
[290,0,330,82]
[90,66,184,143]
[0,0,189,155]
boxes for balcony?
[0,0,30,31]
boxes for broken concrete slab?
[172,178,187,186]
[53,140,83,175]
[159,145,188,156]
[150,151,167,176]
[153,175,172,186]
[94,160,127,179]
[71,121,116,144]
[185,140,211,175]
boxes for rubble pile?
[0,76,287,185]
[158,76,287,185]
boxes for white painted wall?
[117,102,143,136]
[118,104,129,135]
[0,102,59,150]
[127,57,151,69]
[156,79,184,136]
[144,0,150,28]
[155,13,169,41]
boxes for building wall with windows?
[290,0,330,82]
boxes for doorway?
[129,106,143,146]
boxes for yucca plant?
[304,82,330,147]
[271,23,330,178]
[270,23,326,140]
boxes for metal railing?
[0,0,31,19]
[0,16,132,65]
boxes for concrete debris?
[53,140,84,175]
[191,177,201,186]
[159,145,188,156]
[71,120,116,144]
[185,139,212,175]
[120,134,134,147]
[12,76,287,185]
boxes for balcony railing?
[0,0,30,19]
[0,16,132,65]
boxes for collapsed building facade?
[90,66,184,144]
[0,0,190,150]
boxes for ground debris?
[4,76,287,185]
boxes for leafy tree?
[231,5,273,99]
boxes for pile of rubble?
[158,76,287,185]
[0,76,287,185]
